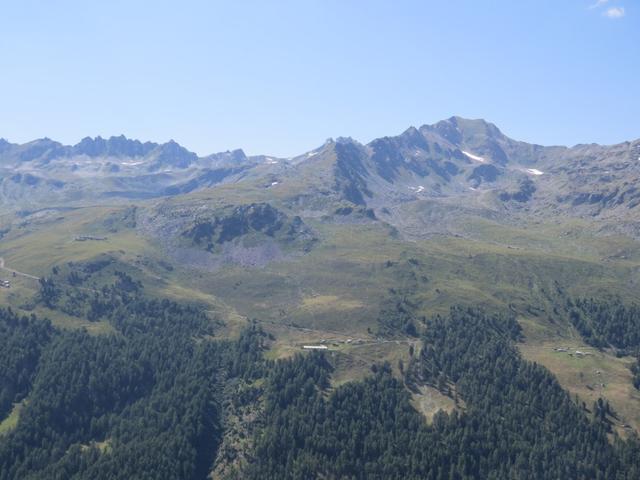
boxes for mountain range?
[2,117,640,239]
[2,117,640,476]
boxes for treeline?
[375,259,428,338]
[376,289,421,337]
[4,265,640,479]
[567,297,640,388]
[245,307,640,479]
[632,358,640,391]
[568,297,640,354]
[416,307,639,478]
[39,270,144,322]
[0,269,266,480]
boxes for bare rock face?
[139,202,316,270]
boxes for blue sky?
[0,0,638,156]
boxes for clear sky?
[0,0,638,156]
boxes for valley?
[1,118,640,477]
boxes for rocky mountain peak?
[71,135,158,158]
[146,140,198,171]
[422,117,505,147]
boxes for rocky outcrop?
[183,203,315,251]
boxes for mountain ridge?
[1,116,636,166]
[2,117,640,242]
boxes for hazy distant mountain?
[0,135,261,206]
[2,118,639,236]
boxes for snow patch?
[526,168,544,176]
[271,181,279,186]
[462,151,485,163]
[121,161,144,166]
[409,185,425,193]
[307,151,318,158]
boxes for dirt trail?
[0,258,97,293]
[0,257,41,281]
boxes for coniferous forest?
[568,297,640,354]
[1,272,640,479]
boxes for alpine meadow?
[1,1,639,479]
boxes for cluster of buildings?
[301,337,369,351]
[0,279,10,288]
[74,235,107,241]
[553,346,594,357]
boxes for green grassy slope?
[1,199,640,428]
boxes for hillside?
[1,118,640,478]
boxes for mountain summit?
[1,118,639,240]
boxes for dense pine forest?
[569,298,640,354]
[1,269,640,479]
[0,271,265,480]
[245,308,640,479]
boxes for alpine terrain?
[2,117,640,479]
